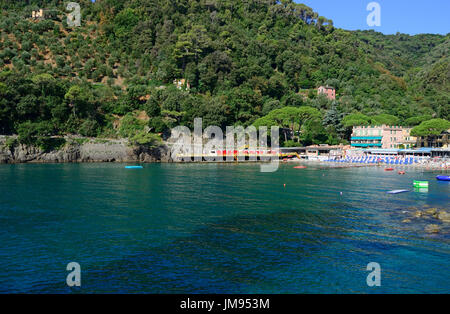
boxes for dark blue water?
[0,163,449,293]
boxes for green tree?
[371,114,400,126]
[342,113,371,127]
[114,8,140,39]
[404,115,433,126]
[410,119,450,137]
[64,85,95,118]
[119,113,144,138]
[17,121,59,150]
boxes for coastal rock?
[79,140,131,162]
[402,219,412,223]
[133,145,172,163]
[0,149,12,163]
[414,211,423,218]
[0,137,171,164]
[424,224,440,234]
[424,208,438,216]
[437,211,450,223]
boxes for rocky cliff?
[0,136,172,164]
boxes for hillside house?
[317,86,336,100]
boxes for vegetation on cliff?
[0,0,449,147]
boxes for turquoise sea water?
[0,163,449,293]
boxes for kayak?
[294,166,307,169]
[436,175,450,181]
[385,168,394,171]
[125,166,143,169]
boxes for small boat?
[385,168,394,171]
[398,171,406,175]
[125,166,143,169]
[387,190,410,194]
[436,175,450,181]
[294,166,307,169]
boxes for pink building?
[317,86,336,100]
[351,125,414,149]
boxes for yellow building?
[416,130,450,148]
[401,128,416,149]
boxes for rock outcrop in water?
[438,211,450,223]
[0,136,172,164]
[401,207,450,235]
[425,224,440,234]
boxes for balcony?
[351,143,382,147]
[351,136,383,140]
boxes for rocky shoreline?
[0,136,172,164]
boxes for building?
[431,148,450,158]
[416,130,450,148]
[173,79,190,90]
[278,145,345,160]
[351,125,413,149]
[317,86,336,100]
[31,8,58,20]
[401,128,416,149]
[32,9,45,19]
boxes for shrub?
[4,137,18,150]
[148,117,167,133]
[78,119,100,137]
[129,131,161,147]
[17,121,58,151]
[119,113,144,138]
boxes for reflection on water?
[0,163,449,293]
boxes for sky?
[297,0,450,35]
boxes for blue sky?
[297,0,450,35]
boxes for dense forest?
[0,0,449,149]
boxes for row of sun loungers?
[325,157,419,164]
